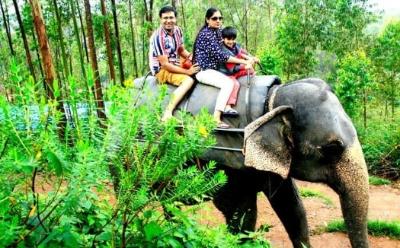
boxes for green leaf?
[167,238,184,248]
[46,150,63,176]
[97,231,112,241]
[144,221,163,241]
[81,200,92,210]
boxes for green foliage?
[357,114,400,178]
[368,176,391,186]
[0,63,273,247]
[370,21,400,117]
[321,0,376,58]
[275,0,318,80]
[334,50,375,117]
[257,42,283,77]
[299,188,333,206]
[371,21,400,76]
[326,219,400,239]
[129,204,271,248]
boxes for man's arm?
[158,55,198,75]
[178,45,191,60]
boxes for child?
[218,26,259,113]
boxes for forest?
[0,0,399,247]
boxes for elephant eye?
[320,140,344,162]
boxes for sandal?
[217,121,231,129]
[223,108,239,117]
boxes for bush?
[334,50,375,118]
[356,112,400,179]
[256,42,284,77]
[0,63,272,247]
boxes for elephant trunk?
[332,140,369,248]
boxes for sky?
[369,0,400,18]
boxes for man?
[149,6,200,121]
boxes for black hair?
[222,26,237,39]
[203,7,221,25]
[193,7,222,63]
[159,6,177,18]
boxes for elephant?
[133,75,369,248]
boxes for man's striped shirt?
[149,26,184,75]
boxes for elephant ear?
[243,106,293,179]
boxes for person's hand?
[244,61,253,70]
[253,57,260,64]
[187,63,200,75]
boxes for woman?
[193,7,252,129]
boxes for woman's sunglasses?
[210,16,223,21]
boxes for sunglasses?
[210,16,223,21]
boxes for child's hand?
[244,61,253,70]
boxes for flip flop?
[223,108,239,117]
[217,121,231,129]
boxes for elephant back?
[133,74,281,169]
[133,74,280,128]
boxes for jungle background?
[0,0,399,247]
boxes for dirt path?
[196,180,400,248]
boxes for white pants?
[196,69,234,112]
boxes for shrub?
[256,42,284,77]
[356,112,400,179]
[0,63,272,247]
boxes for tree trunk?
[51,0,69,79]
[13,0,36,82]
[110,0,124,85]
[29,18,44,81]
[141,18,147,75]
[128,0,138,77]
[171,0,177,8]
[180,0,187,32]
[0,0,15,56]
[363,88,367,128]
[143,0,154,37]
[267,0,273,40]
[29,0,66,137]
[142,0,153,74]
[76,0,89,63]
[391,76,395,119]
[101,0,115,83]
[69,0,86,79]
[24,0,44,81]
[54,47,64,83]
[385,99,388,120]
[244,2,249,50]
[84,0,106,121]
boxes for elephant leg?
[263,174,310,248]
[213,167,258,234]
